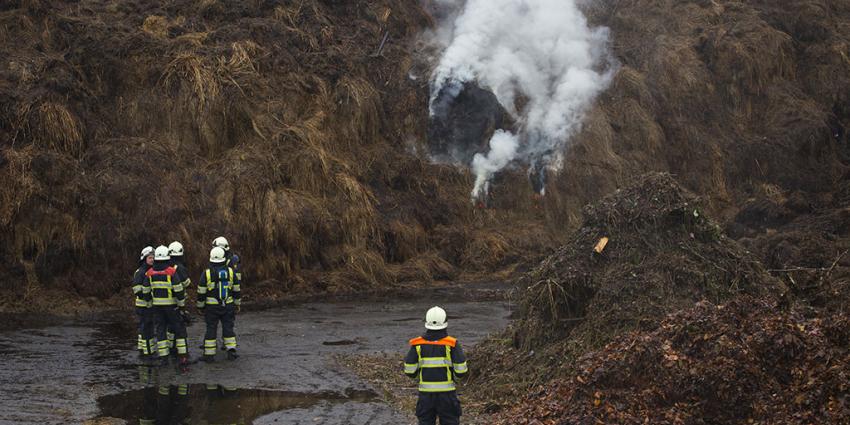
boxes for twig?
[682,243,729,273]
[769,266,830,273]
[558,316,586,322]
[768,250,848,290]
[371,31,390,57]
[825,250,848,279]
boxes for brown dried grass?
[14,101,84,156]
[0,147,37,227]
[161,52,220,113]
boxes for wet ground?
[0,283,513,424]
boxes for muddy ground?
[0,283,511,425]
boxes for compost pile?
[472,174,848,424]
[513,173,782,354]
[497,297,850,424]
[463,173,781,412]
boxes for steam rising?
[428,0,615,199]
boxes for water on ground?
[0,283,512,424]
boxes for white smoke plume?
[471,130,519,199]
[428,0,615,200]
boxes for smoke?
[427,0,615,199]
[471,130,519,199]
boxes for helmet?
[139,246,154,261]
[154,245,170,261]
[210,246,227,263]
[168,241,184,257]
[212,236,230,251]
[425,306,448,330]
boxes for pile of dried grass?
[14,101,84,157]
[0,0,557,310]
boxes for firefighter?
[133,246,156,358]
[404,306,468,425]
[212,236,242,283]
[143,245,190,367]
[168,241,190,283]
[166,241,193,353]
[198,246,241,362]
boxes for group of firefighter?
[132,236,241,368]
[131,237,468,424]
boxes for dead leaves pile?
[496,297,850,424]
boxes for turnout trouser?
[153,306,188,357]
[136,307,157,355]
[204,305,237,355]
[416,391,462,425]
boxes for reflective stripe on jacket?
[197,266,241,308]
[170,260,192,289]
[404,335,468,393]
[145,266,184,306]
[133,265,152,308]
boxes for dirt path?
[0,283,512,424]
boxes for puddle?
[322,339,358,346]
[1,285,512,424]
[94,384,378,424]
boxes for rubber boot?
[226,349,239,360]
[202,354,215,363]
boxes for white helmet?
[154,245,171,261]
[139,246,154,261]
[425,306,448,330]
[212,236,230,251]
[210,246,227,263]
[168,241,184,257]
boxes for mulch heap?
[473,172,849,424]
[462,173,787,417]
[496,297,850,424]
[513,172,783,354]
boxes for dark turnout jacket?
[404,329,468,392]
[142,260,187,307]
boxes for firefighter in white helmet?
[403,306,468,425]
[212,236,242,283]
[142,245,190,367]
[132,246,156,358]
[165,241,192,353]
[168,241,190,286]
[197,246,242,361]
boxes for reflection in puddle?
[94,381,377,424]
